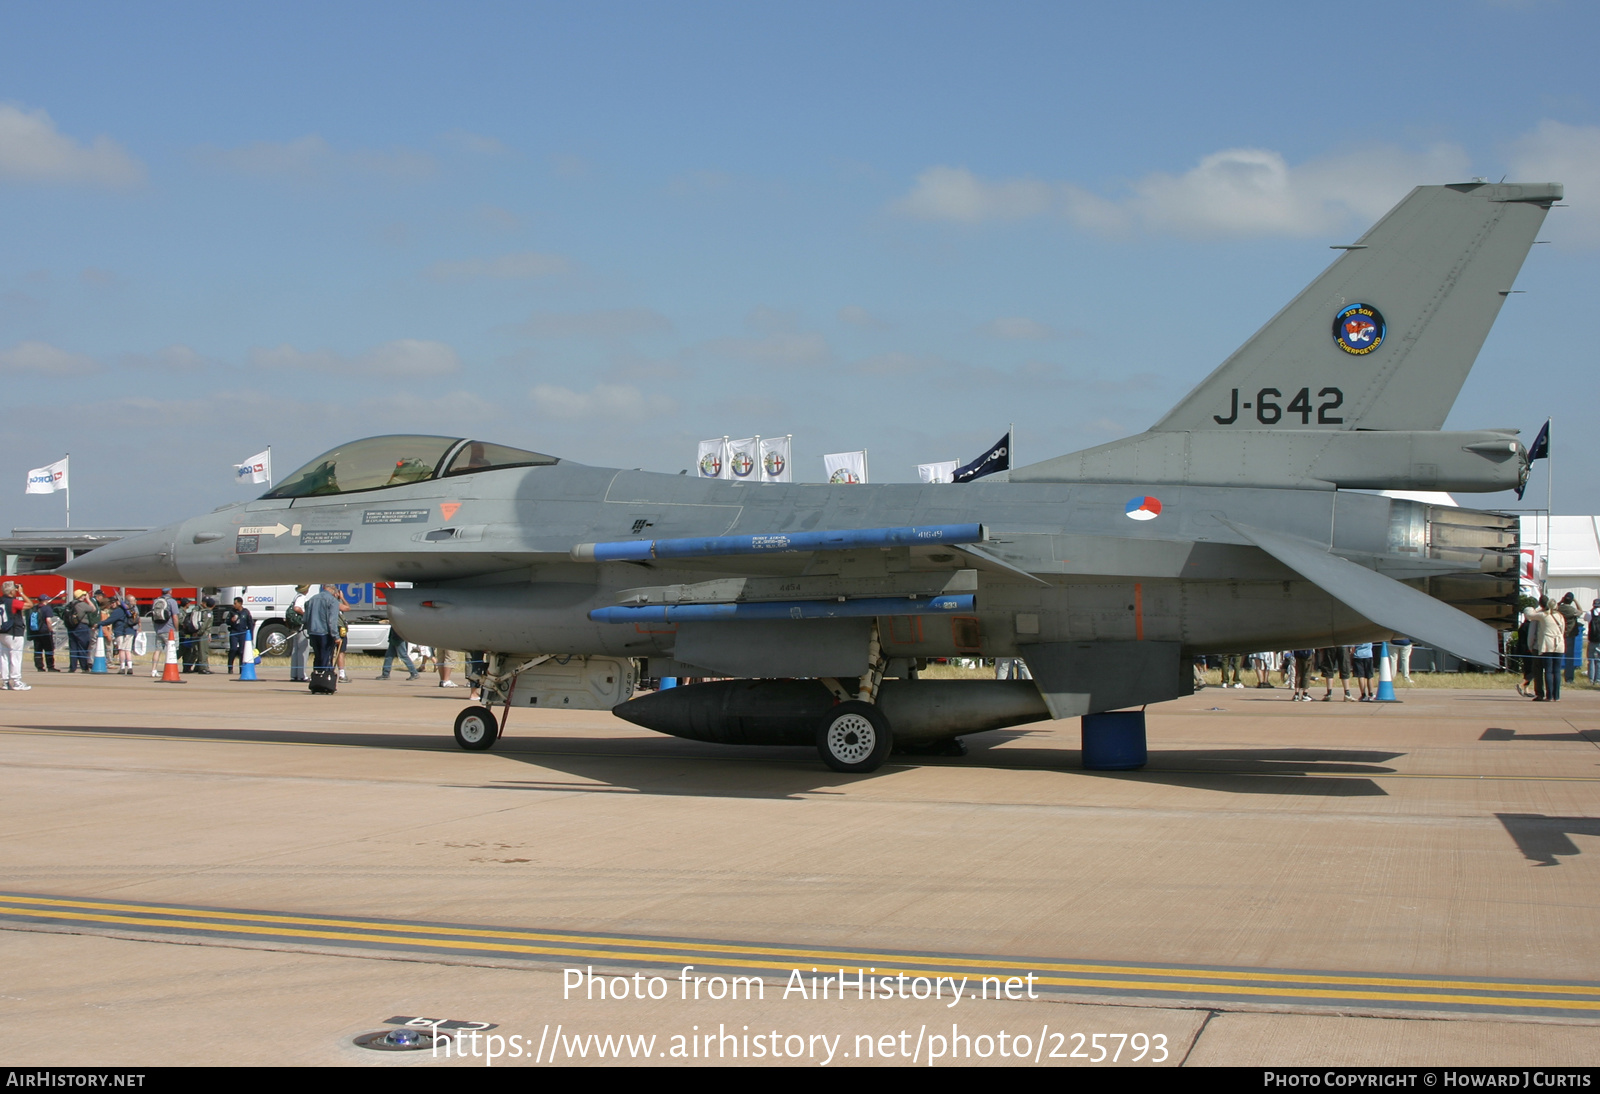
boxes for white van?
[214,583,405,656]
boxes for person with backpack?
[105,594,140,674]
[0,582,31,691]
[285,585,310,682]
[28,593,59,673]
[179,597,213,673]
[147,588,178,676]
[65,589,99,672]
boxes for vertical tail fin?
[1153,182,1560,433]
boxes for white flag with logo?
[824,450,867,485]
[697,437,729,479]
[234,449,271,485]
[759,435,792,483]
[918,460,958,484]
[25,457,68,494]
[727,437,759,482]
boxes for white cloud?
[0,340,97,375]
[359,339,460,377]
[893,165,1056,223]
[893,143,1472,237]
[550,153,592,180]
[1508,120,1600,246]
[428,251,573,281]
[518,308,674,338]
[700,332,831,366]
[529,383,676,421]
[362,389,499,420]
[1126,144,1469,237]
[981,316,1059,341]
[199,135,435,180]
[669,169,734,195]
[443,130,507,156]
[120,344,212,371]
[248,338,459,377]
[0,103,143,186]
[476,204,523,232]
[838,305,890,331]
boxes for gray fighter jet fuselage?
[63,182,1558,770]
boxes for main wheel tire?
[453,705,499,751]
[816,700,892,773]
[255,623,292,657]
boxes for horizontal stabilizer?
[1226,521,1501,666]
[572,523,985,562]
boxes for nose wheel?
[816,700,892,773]
[453,705,499,751]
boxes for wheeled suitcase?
[309,668,338,694]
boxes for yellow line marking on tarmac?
[4,895,1598,1010]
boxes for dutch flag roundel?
[1125,495,1162,521]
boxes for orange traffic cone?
[159,633,184,683]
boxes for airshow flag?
[1516,419,1550,500]
[1528,420,1550,462]
[823,450,867,484]
[25,457,68,494]
[235,448,271,486]
[727,437,760,481]
[759,436,792,483]
[918,460,958,484]
[697,437,729,479]
[953,431,1010,483]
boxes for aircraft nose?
[56,523,185,586]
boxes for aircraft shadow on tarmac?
[19,723,1397,800]
[1480,727,1600,743]
[1496,813,1600,867]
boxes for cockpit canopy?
[263,435,558,499]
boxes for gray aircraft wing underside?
[1223,521,1502,667]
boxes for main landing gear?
[816,700,892,773]
[814,621,894,774]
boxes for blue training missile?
[590,593,975,624]
[571,523,985,563]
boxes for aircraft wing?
[1225,521,1502,667]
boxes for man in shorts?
[1317,646,1354,701]
[148,588,179,676]
[1351,642,1375,700]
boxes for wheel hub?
[826,714,875,763]
[459,717,487,743]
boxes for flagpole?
[1545,418,1553,596]
[64,452,69,529]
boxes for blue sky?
[3,0,1597,530]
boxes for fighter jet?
[64,182,1558,772]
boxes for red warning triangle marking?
[439,502,461,521]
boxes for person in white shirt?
[287,585,311,682]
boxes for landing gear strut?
[448,653,550,751]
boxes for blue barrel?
[1081,711,1147,770]
[659,677,677,690]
